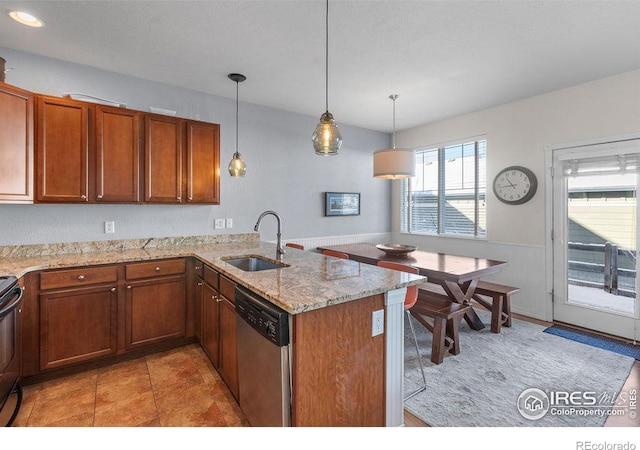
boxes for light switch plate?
[372,309,384,336]
[214,219,225,229]
[226,218,233,229]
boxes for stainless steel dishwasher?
[235,285,291,427]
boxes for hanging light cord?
[324,0,329,114]
[235,79,239,155]
[390,94,398,149]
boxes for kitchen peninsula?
[0,233,425,427]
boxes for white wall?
[0,48,391,246]
[394,69,640,320]
[3,48,639,322]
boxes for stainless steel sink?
[221,255,290,272]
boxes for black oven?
[0,276,23,427]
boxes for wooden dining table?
[317,243,508,331]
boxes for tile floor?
[12,344,249,427]
[15,314,635,428]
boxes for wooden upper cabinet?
[144,114,183,203]
[0,82,33,203]
[35,95,89,202]
[95,106,140,202]
[27,93,220,204]
[186,121,220,204]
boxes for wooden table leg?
[442,279,485,331]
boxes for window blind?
[402,138,486,238]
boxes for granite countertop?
[0,234,426,314]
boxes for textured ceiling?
[1,0,639,132]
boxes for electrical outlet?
[372,309,384,337]
[225,218,233,229]
[214,219,225,229]
[104,221,115,234]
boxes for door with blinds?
[552,139,640,340]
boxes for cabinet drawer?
[219,275,236,303]
[203,265,218,289]
[125,258,185,280]
[40,265,118,290]
[194,260,204,278]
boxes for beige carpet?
[403,310,635,426]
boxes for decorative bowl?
[375,244,417,256]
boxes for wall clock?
[493,166,538,205]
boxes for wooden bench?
[411,288,471,364]
[471,280,520,333]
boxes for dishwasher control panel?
[235,286,289,347]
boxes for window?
[401,138,486,238]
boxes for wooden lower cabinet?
[218,295,238,398]
[199,267,238,400]
[201,282,220,366]
[25,258,190,376]
[124,275,186,350]
[194,277,204,342]
[39,284,117,370]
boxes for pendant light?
[228,73,247,177]
[312,0,342,155]
[373,94,416,179]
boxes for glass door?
[552,139,640,340]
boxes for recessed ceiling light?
[7,10,44,28]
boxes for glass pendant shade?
[228,152,246,177]
[373,148,415,179]
[312,112,342,155]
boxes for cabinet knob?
[97,194,103,199]
[80,195,87,200]
[155,267,161,272]
[78,275,85,281]
[177,196,182,201]
[195,266,202,270]
[188,196,193,201]
[197,282,203,286]
[111,287,116,292]
[127,285,132,289]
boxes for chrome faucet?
[254,210,285,262]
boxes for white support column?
[384,287,406,427]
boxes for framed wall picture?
[324,192,360,216]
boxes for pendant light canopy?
[228,73,247,177]
[373,94,416,179]
[312,0,342,155]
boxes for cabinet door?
[195,276,204,342]
[39,284,118,370]
[0,82,33,203]
[95,106,140,202]
[125,275,186,350]
[201,282,220,367]
[219,296,238,399]
[36,95,89,202]
[144,114,183,203]
[186,121,219,204]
